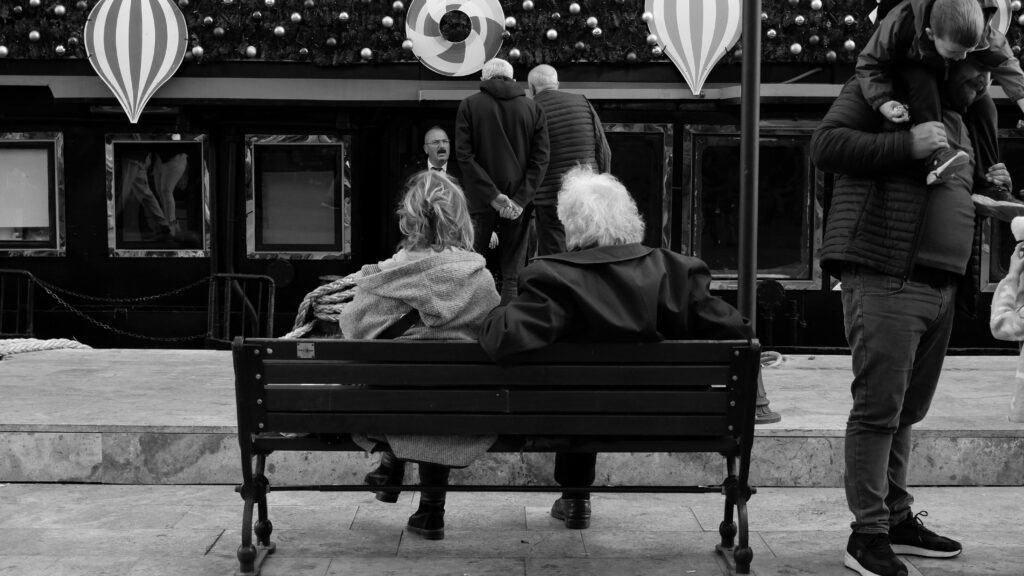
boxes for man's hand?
[880,100,910,123]
[985,162,1012,190]
[909,121,948,159]
[490,194,512,213]
[500,199,524,220]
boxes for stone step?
[1,349,1022,486]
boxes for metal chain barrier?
[34,275,213,343]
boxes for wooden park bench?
[232,336,762,575]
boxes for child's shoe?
[925,148,970,185]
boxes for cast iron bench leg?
[718,454,738,550]
[236,455,275,576]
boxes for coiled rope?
[282,273,359,339]
[0,338,92,359]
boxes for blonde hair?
[557,165,644,251]
[397,170,474,252]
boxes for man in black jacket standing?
[456,58,549,303]
[527,64,610,255]
[811,68,1011,576]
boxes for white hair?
[528,64,558,94]
[557,166,644,251]
[481,58,513,80]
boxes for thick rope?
[282,273,359,339]
[0,338,92,359]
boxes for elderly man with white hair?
[479,165,752,530]
[456,57,550,303]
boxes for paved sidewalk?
[1,484,1022,575]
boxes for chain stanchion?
[34,275,214,343]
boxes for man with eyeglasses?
[422,126,459,179]
[456,58,550,303]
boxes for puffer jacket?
[858,0,1024,111]
[532,89,611,205]
[811,77,981,316]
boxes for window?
[683,124,824,290]
[604,124,673,248]
[106,134,209,257]
[0,132,64,256]
[246,135,351,259]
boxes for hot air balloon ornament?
[644,0,742,96]
[84,0,189,124]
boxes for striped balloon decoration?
[84,0,188,124]
[644,0,742,96]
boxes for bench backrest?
[233,338,761,441]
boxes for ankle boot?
[406,463,449,540]
[363,450,405,503]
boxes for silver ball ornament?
[29,0,41,7]
[766,28,777,39]
[382,15,394,28]
[339,11,349,22]
[546,28,558,40]
[811,0,822,9]
[0,46,8,58]
[303,0,313,6]
[551,12,560,20]
[192,46,204,58]
[393,1,404,11]
[788,0,799,5]
[55,45,66,56]
[178,0,189,7]
[1014,0,1022,11]
[523,0,534,10]
[795,15,805,26]
[505,16,516,28]
[626,51,637,63]
[202,16,213,26]
[809,34,820,45]
[575,41,585,51]
[326,37,337,47]
[592,26,602,37]
[290,12,301,23]
[54,4,66,16]
[790,43,803,55]
[651,46,663,57]
[646,33,658,45]
[641,11,653,23]
[569,2,580,14]
[274,25,285,37]
[509,47,521,59]
[587,16,598,28]
[761,12,768,21]
[213,26,225,38]
[402,39,413,50]
[299,47,308,56]
[265,0,274,6]
[1019,13,1024,26]
[224,0,234,4]
[844,38,856,51]
[361,47,373,59]
[246,45,258,58]
[251,10,261,20]
[826,50,837,62]
[29,30,41,42]
[844,14,855,26]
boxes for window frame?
[0,132,65,257]
[245,134,351,260]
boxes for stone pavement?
[1,483,1022,576]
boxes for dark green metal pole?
[739,0,760,324]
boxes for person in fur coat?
[339,169,500,540]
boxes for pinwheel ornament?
[644,0,742,96]
[84,0,188,124]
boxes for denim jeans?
[840,264,956,534]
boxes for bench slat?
[263,386,728,414]
[262,412,731,436]
[260,362,731,387]
[246,338,746,364]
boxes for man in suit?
[422,126,459,177]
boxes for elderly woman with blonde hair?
[479,165,751,530]
[340,169,499,540]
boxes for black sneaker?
[889,511,962,558]
[926,148,970,185]
[844,532,908,576]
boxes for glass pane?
[0,147,52,243]
[112,141,204,250]
[697,139,811,280]
[254,144,344,252]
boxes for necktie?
[431,166,442,172]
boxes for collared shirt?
[428,162,447,173]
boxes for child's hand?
[1010,243,1024,278]
[880,100,910,123]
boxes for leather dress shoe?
[550,497,591,529]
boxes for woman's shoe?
[363,450,405,503]
[406,463,449,540]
